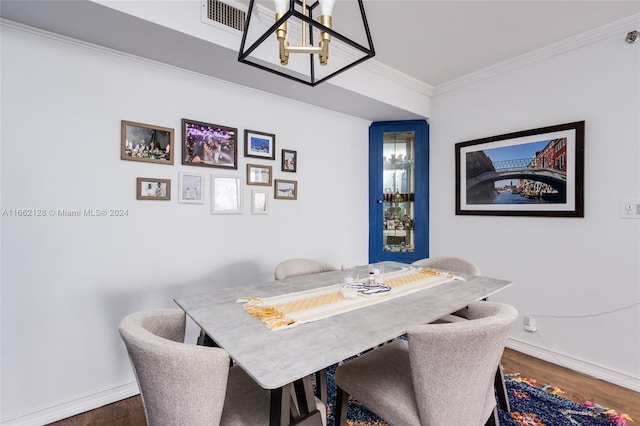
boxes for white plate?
[358,283,391,296]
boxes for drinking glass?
[341,264,359,286]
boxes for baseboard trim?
[506,338,640,392]
[1,382,139,426]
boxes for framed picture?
[282,149,297,172]
[178,172,204,204]
[136,177,171,200]
[244,129,276,160]
[211,175,242,214]
[274,179,297,200]
[121,120,174,165]
[246,164,272,186]
[182,119,238,169]
[455,121,585,217]
[251,190,269,214]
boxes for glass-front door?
[369,120,429,263]
[382,130,415,253]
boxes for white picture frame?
[178,172,204,204]
[211,175,243,214]
[251,190,269,215]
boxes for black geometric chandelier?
[238,0,375,87]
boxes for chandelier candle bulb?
[318,0,335,64]
[318,0,335,15]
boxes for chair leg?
[484,406,499,426]
[494,364,510,412]
[335,386,349,426]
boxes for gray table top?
[174,261,512,389]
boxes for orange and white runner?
[239,267,461,330]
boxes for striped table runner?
[239,267,461,330]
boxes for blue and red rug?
[321,365,632,426]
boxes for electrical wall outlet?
[523,316,537,333]
[622,200,640,218]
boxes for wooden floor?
[49,348,639,425]
[500,348,639,420]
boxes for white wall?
[0,23,370,424]
[3,14,640,426]
[431,28,640,388]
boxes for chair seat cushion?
[335,340,421,426]
[222,367,327,426]
[222,366,271,425]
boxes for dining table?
[173,261,513,426]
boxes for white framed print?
[251,190,269,215]
[178,172,204,204]
[211,175,243,214]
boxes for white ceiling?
[360,1,640,87]
[2,0,639,120]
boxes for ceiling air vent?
[201,0,246,33]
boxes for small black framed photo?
[244,129,275,160]
[282,149,297,172]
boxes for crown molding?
[434,13,640,96]
[361,59,435,97]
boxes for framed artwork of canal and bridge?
[455,121,585,217]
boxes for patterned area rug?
[320,364,631,426]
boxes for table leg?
[270,384,292,426]
[315,370,327,403]
[269,377,323,426]
[196,330,217,347]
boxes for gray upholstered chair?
[334,301,518,426]
[412,257,481,323]
[119,309,327,426]
[411,258,511,413]
[411,256,481,276]
[274,258,339,280]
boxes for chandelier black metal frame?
[238,0,375,87]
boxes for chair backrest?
[407,301,517,425]
[274,258,338,280]
[411,256,481,276]
[119,309,231,426]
